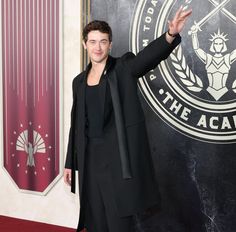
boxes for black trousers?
[84,138,135,232]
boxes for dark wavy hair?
[82,20,112,43]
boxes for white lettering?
[145,16,152,24]
[180,108,191,121]
[149,74,156,81]
[197,115,234,130]
[170,100,182,115]
[233,115,236,128]
[197,115,207,128]
[151,0,158,7]
[143,25,150,31]
[163,92,173,104]
[221,117,232,129]
[209,117,218,129]
[147,7,154,15]
[143,39,149,47]
[162,92,191,121]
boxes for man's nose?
[95,42,101,50]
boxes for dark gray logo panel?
[130,0,236,143]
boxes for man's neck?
[90,62,106,75]
[87,57,108,85]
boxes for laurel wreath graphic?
[170,45,203,92]
[232,80,236,93]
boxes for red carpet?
[0,215,79,232]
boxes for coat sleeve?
[65,78,77,169]
[123,32,181,78]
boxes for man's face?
[83,30,112,64]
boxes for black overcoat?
[65,33,181,230]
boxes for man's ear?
[109,42,112,50]
[82,41,87,50]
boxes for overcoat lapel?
[97,55,113,125]
[108,69,132,179]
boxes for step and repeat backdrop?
[89,0,236,231]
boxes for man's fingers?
[180,9,192,19]
[66,175,71,186]
[174,5,184,20]
[64,173,68,185]
[64,169,72,186]
[67,176,72,186]
[174,6,192,21]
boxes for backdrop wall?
[1,1,236,231]
[90,0,236,231]
[0,0,81,228]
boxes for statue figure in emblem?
[191,26,236,100]
[26,142,35,167]
[16,130,46,167]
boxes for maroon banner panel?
[1,0,60,193]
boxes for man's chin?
[91,56,108,64]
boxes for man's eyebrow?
[88,39,108,42]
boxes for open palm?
[168,6,192,35]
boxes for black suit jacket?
[65,32,181,229]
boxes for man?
[64,6,192,232]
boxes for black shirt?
[85,84,103,138]
[85,78,113,138]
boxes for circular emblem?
[130,0,236,143]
